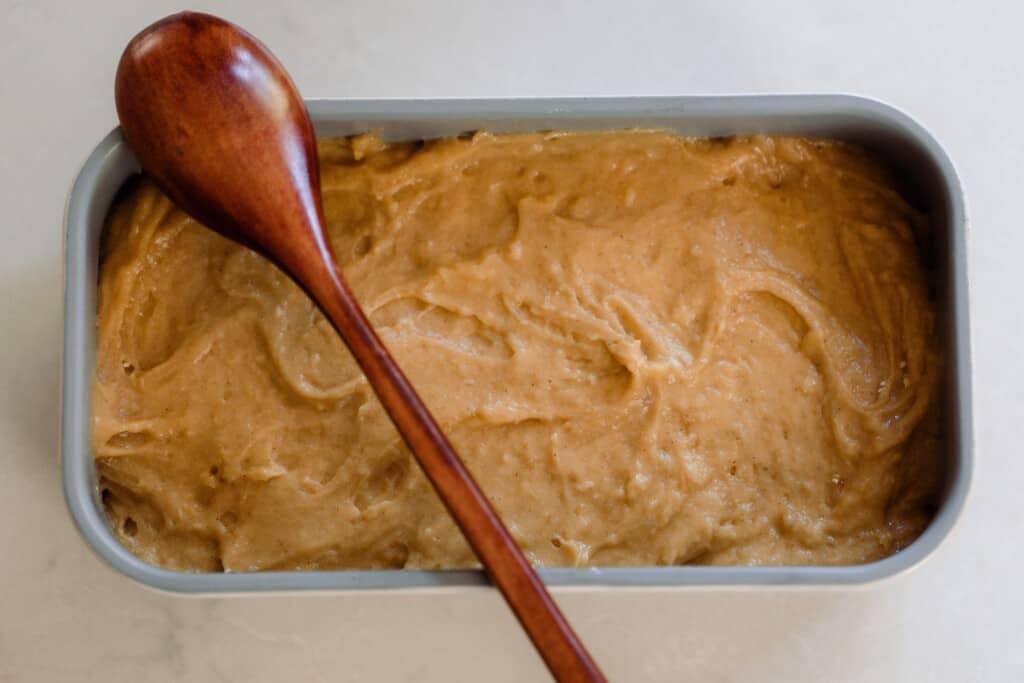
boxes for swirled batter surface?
[94,130,942,571]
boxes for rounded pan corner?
[825,93,966,187]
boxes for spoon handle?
[298,250,607,683]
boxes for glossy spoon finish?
[114,12,606,683]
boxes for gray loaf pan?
[62,95,972,593]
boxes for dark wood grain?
[115,12,607,683]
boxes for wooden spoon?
[115,11,606,683]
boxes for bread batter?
[93,130,942,571]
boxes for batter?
[93,130,942,571]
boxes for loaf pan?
[62,95,972,592]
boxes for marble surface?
[1,1,1020,680]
